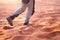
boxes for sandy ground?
[0,0,60,40]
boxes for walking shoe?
[6,17,13,26]
[24,21,29,25]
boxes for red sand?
[0,0,60,40]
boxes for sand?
[0,0,60,40]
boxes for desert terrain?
[0,0,60,40]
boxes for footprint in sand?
[19,27,34,35]
[3,25,14,30]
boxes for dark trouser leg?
[6,3,27,26]
[31,0,35,15]
[9,3,27,20]
[24,0,35,25]
[9,14,19,20]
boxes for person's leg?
[9,3,27,20]
[6,3,27,26]
[31,0,35,15]
[24,0,35,25]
